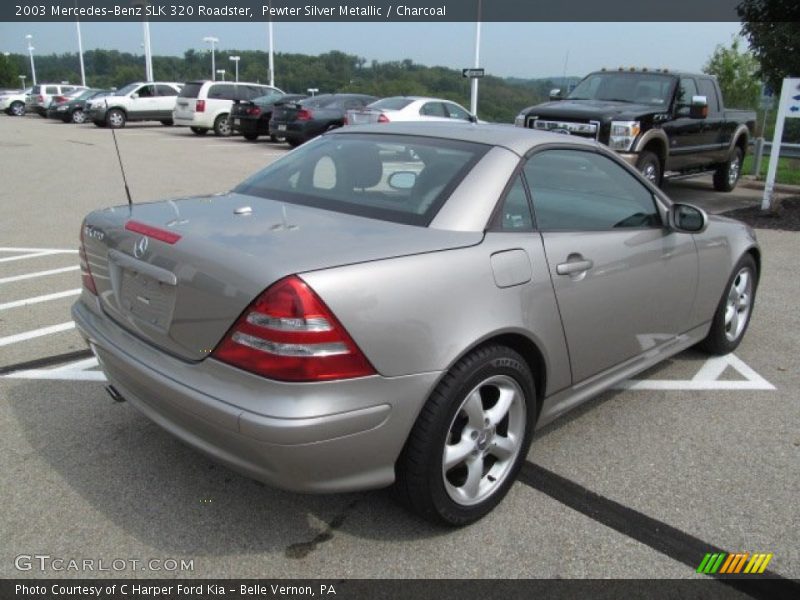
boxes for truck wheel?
[213,114,232,136]
[395,345,536,526]
[713,147,743,192]
[636,151,662,187]
[190,127,208,135]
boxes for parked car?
[346,96,477,125]
[230,93,307,141]
[173,80,283,136]
[73,122,760,525]
[26,83,87,116]
[514,69,756,191]
[0,88,32,116]
[48,89,113,123]
[86,82,183,128]
[269,93,377,147]
[45,88,94,118]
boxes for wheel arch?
[634,130,668,169]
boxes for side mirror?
[689,95,708,119]
[131,93,139,99]
[388,171,417,190]
[468,114,478,123]
[669,203,708,233]
[549,88,563,101]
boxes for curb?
[740,177,800,195]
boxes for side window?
[136,85,154,98]
[495,174,534,231]
[155,85,177,96]
[208,84,235,100]
[420,102,447,117]
[697,79,720,113]
[524,150,661,231]
[343,98,363,110]
[45,86,58,95]
[62,86,75,93]
[675,78,698,113]
[444,103,471,121]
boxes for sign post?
[762,78,800,210]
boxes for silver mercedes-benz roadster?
[73,123,759,525]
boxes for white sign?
[762,78,800,210]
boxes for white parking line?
[0,266,79,285]
[0,322,76,347]
[1,356,106,381]
[0,250,61,263]
[0,247,77,254]
[0,289,81,311]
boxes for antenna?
[105,98,133,207]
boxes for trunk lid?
[83,193,481,361]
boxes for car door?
[130,84,158,119]
[696,77,727,164]
[419,101,449,122]
[443,102,473,122]
[523,148,698,383]
[663,77,706,171]
[155,84,179,118]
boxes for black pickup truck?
[514,69,756,191]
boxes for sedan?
[47,89,112,123]
[346,96,477,125]
[269,93,376,147]
[230,93,307,141]
[73,123,759,525]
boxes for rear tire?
[697,254,757,355]
[636,151,662,187]
[71,109,86,124]
[713,146,743,192]
[190,127,208,135]
[213,114,231,136]
[106,108,126,129]
[395,345,536,526]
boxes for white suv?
[26,83,87,116]
[85,82,183,128]
[174,80,283,136]
[1,88,32,116]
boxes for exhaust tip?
[105,385,126,403]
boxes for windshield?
[114,83,139,96]
[567,72,676,106]
[234,134,489,227]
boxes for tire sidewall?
[706,254,758,354]
[636,151,662,187]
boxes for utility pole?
[25,34,36,85]
[469,0,482,117]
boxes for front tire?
[213,114,231,136]
[636,151,662,187]
[10,101,25,116]
[713,146,743,192]
[106,108,126,129]
[395,345,536,526]
[698,254,757,355]
[71,109,86,124]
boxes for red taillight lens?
[125,220,181,244]
[296,108,313,121]
[37,95,43,103]
[247,106,261,116]
[196,99,205,112]
[79,222,97,295]
[377,113,390,123]
[212,276,376,382]
[54,96,67,104]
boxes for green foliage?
[738,0,800,91]
[703,37,761,109]
[0,49,547,123]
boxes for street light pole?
[268,20,275,88]
[203,36,218,81]
[229,56,240,82]
[76,18,86,86]
[132,1,154,81]
[25,34,36,85]
[469,0,482,117]
[216,69,226,82]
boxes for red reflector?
[296,108,313,121]
[377,113,390,123]
[125,220,182,244]
[212,276,376,382]
[196,99,205,112]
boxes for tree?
[738,0,800,92]
[703,37,761,109]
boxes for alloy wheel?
[724,267,752,342]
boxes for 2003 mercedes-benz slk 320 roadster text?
[73,123,759,525]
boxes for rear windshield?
[234,133,489,227]
[178,82,203,98]
[369,97,414,111]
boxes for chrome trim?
[232,332,349,357]
[246,312,333,332]
[530,118,600,140]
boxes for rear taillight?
[79,222,97,296]
[296,108,313,121]
[54,96,67,104]
[125,220,182,244]
[247,106,261,116]
[36,95,43,103]
[196,99,205,112]
[377,113,390,123]
[343,115,349,125]
[212,276,376,382]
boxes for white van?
[173,80,283,136]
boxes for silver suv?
[26,83,86,116]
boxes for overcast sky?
[1,21,743,78]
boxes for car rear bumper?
[174,114,207,128]
[71,298,438,493]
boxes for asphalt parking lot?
[0,115,797,584]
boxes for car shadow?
[6,380,448,559]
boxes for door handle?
[556,257,594,276]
